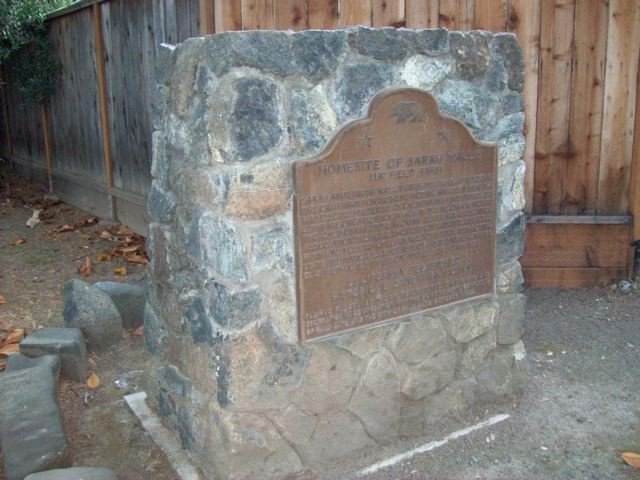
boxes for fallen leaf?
[56,224,76,233]
[113,266,127,276]
[12,238,26,246]
[0,294,5,305]
[99,230,112,239]
[116,225,134,236]
[115,245,140,254]
[0,359,6,372]
[124,254,149,265]
[88,354,97,367]
[78,257,92,277]
[26,209,41,228]
[131,325,144,336]
[0,343,20,355]
[86,372,100,389]
[80,233,93,240]
[96,253,110,262]
[2,328,25,345]
[621,452,640,468]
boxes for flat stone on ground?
[0,364,70,480]
[6,353,61,379]
[20,327,87,382]
[63,278,122,351]
[24,467,118,480]
[94,281,145,330]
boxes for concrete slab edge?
[358,414,510,476]
[124,392,202,480]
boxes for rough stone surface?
[147,28,528,480]
[230,78,282,161]
[95,281,145,330]
[0,364,70,480]
[6,353,61,379]
[24,467,118,480]
[62,279,122,352]
[497,293,527,344]
[20,327,87,382]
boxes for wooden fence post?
[200,0,216,35]
[40,105,54,193]
[92,3,117,221]
[0,67,13,158]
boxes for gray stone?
[385,314,449,364]
[231,78,282,161]
[6,353,60,379]
[450,31,492,80]
[292,30,347,82]
[414,28,449,56]
[184,296,213,344]
[497,261,525,294]
[189,211,248,283]
[349,350,401,443]
[287,87,337,153]
[501,91,525,115]
[493,33,525,91]
[202,31,296,78]
[143,303,169,356]
[424,378,477,429]
[475,341,527,402]
[148,182,176,223]
[401,350,457,400]
[334,62,394,121]
[435,79,497,130]
[349,27,411,61]
[497,293,527,345]
[20,328,87,382]
[400,55,452,92]
[209,282,263,330]
[24,467,118,480]
[250,228,292,273]
[63,279,122,352]
[486,54,508,92]
[0,364,70,480]
[158,364,191,398]
[95,281,145,330]
[443,300,498,344]
[458,330,497,378]
[497,212,526,265]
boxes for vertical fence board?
[47,9,104,181]
[508,0,540,214]
[564,0,608,214]
[215,0,242,31]
[176,0,194,40]
[199,0,216,34]
[630,61,640,240]
[405,0,439,28]
[473,0,506,31]
[533,0,575,214]
[439,0,473,30]
[339,0,372,26]
[372,0,405,26]
[598,0,640,214]
[307,0,339,29]
[274,0,307,30]
[242,0,275,29]
[163,0,178,43]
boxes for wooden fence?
[1,0,639,286]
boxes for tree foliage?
[0,0,73,104]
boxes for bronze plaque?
[293,89,497,342]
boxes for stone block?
[442,300,498,344]
[497,293,527,345]
[6,353,61,380]
[414,28,449,56]
[475,341,528,403]
[450,31,493,80]
[287,86,337,154]
[435,79,497,130]
[250,228,293,274]
[496,212,526,265]
[143,303,169,356]
[497,260,525,294]
[334,62,393,121]
[401,55,452,92]
[401,349,458,400]
[95,281,145,330]
[225,162,290,220]
[20,328,87,382]
[349,27,411,61]
[209,282,263,330]
[458,330,497,378]
[147,182,176,223]
[292,30,347,83]
[493,33,525,91]
[0,364,70,480]
[63,279,122,352]
[385,314,449,364]
[24,467,118,480]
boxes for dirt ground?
[2,161,640,480]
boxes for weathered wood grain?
[438,0,473,30]
[405,0,439,28]
[242,0,275,30]
[533,0,575,214]
[564,0,608,214]
[598,0,640,214]
[372,0,405,26]
[473,0,506,31]
[215,0,242,31]
[339,0,372,26]
[307,0,339,29]
[274,0,307,30]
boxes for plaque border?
[292,88,498,343]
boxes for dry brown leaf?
[116,225,134,236]
[96,253,110,262]
[13,238,26,246]
[56,224,76,233]
[86,372,100,389]
[116,245,140,254]
[99,230,112,239]
[131,325,144,336]
[113,266,127,276]
[0,343,20,356]
[0,294,6,305]
[78,257,92,277]
[2,328,25,345]
[124,254,149,265]
[80,233,93,240]
[621,452,640,468]
[0,359,6,372]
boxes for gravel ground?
[2,162,640,480]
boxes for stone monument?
[146,27,527,480]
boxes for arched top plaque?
[293,89,497,342]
